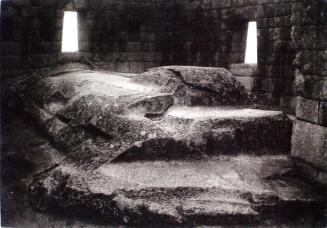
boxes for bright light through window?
[244,21,257,64]
[62,11,78,52]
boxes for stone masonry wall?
[0,0,87,80]
[156,0,300,112]
[80,0,300,112]
[77,0,168,73]
[1,0,326,184]
[291,0,327,185]
[0,0,322,115]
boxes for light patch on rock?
[148,132,157,139]
[135,141,142,148]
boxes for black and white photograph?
[0,0,326,226]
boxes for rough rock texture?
[292,120,327,171]
[28,156,326,225]
[5,67,292,167]
[3,109,325,227]
[133,66,252,106]
[290,0,327,184]
[3,64,326,225]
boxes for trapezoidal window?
[62,11,78,52]
[244,21,257,64]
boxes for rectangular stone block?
[86,11,97,20]
[140,32,156,42]
[280,96,296,114]
[302,75,327,101]
[294,159,318,181]
[30,0,57,7]
[291,2,317,26]
[13,0,28,7]
[2,6,20,17]
[126,52,145,62]
[294,51,327,76]
[115,62,129,73]
[296,96,319,124]
[0,41,21,55]
[127,42,142,52]
[229,64,257,77]
[292,26,327,50]
[319,101,327,127]
[22,7,41,17]
[269,15,292,27]
[72,0,88,9]
[144,62,159,71]
[0,55,25,68]
[317,170,327,184]
[129,62,145,73]
[291,120,327,171]
[233,76,255,92]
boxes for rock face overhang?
[4,64,326,225]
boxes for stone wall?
[1,0,299,112]
[161,0,299,112]
[1,0,326,184]
[0,0,86,80]
[291,0,327,185]
[75,0,299,112]
[76,0,172,73]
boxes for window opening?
[244,21,257,64]
[62,11,78,52]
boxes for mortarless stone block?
[317,170,327,184]
[232,77,255,92]
[127,42,142,52]
[294,50,327,76]
[291,120,327,171]
[2,6,20,17]
[0,56,25,69]
[115,62,130,72]
[296,96,319,124]
[319,101,327,127]
[280,96,296,114]
[140,32,156,42]
[0,41,21,55]
[129,62,145,73]
[291,2,317,26]
[302,75,327,101]
[73,0,88,9]
[30,0,57,7]
[294,159,319,181]
[13,0,28,7]
[144,62,159,71]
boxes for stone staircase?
[5,64,326,225]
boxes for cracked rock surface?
[28,156,326,225]
[3,64,326,226]
[5,65,292,167]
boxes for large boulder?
[5,67,291,167]
[28,156,326,225]
[133,66,252,106]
